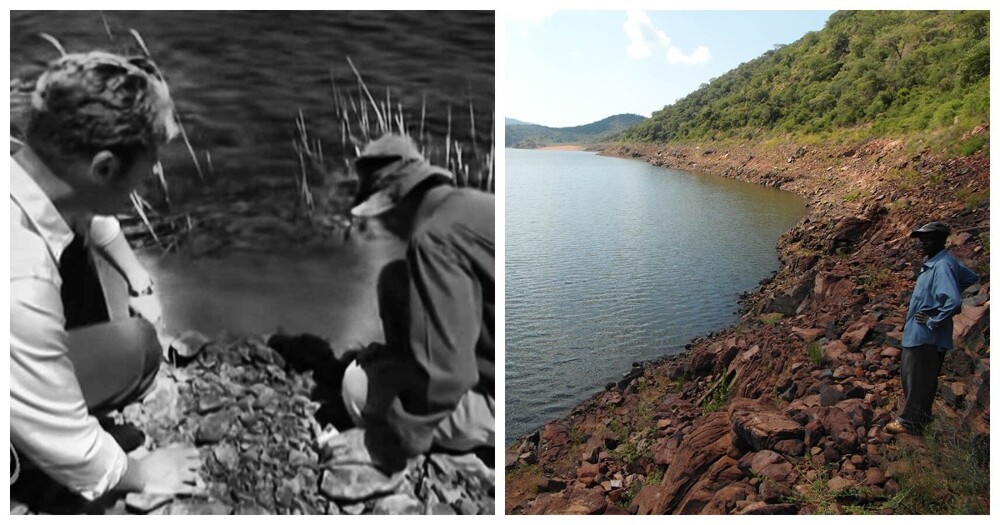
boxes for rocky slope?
[505,131,990,514]
[12,334,494,515]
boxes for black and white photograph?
[9,9,495,515]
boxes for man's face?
[916,233,945,257]
[88,149,157,215]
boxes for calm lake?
[505,148,806,441]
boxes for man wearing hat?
[886,221,978,434]
[327,133,494,469]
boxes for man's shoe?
[885,421,910,434]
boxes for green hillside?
[623,10,989,153]
[507,113,647,148]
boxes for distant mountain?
[506,113,647,148]
[505,117,537,126]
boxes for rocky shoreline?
[505,131,990,514]
[12,333,494,515]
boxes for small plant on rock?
[760,312,784,325]
[806,340,824,366]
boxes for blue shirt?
[902,249,979,350]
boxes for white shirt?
[9,156,128,500]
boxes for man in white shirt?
[10,51,199,504]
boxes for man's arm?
[924,265,963,331]
[381,234,482,456]
[10,277,129,500]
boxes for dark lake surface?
[505,148,806,441]
[11,10,494,198]
[138,236,405,352]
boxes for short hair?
[26,51,178,165]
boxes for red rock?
[841,320,874,351]
[880,347,901,359]
[527,487,607,515]
[750,450,793,482]
[759,479,793,503]
[702,483,754,514]
[792,326,825,341]
[827,476,853,493]
[537,477,567,492]
[772,439,805,456]
[953,302,988,344]
[865,467,887,486]
[630,484,664,515]
[577,462,600,486]
[653,435,682,466]
[652,412,733,514]
[730,400,804,451]
[735,502,799,514]
[823,340,850,364]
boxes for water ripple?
[506,149,805,442]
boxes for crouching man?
[10,51,200,503]
[328,133,494,469]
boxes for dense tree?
[622,11,989,145]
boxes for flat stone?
[170,330,211,360]
[125,491,173,513]
[827,476,854,493]
[196,411,233,445]
[213,442,240,471]
[372,494,423,514]
[319,464,407,502]
[731,402,805,451]
[198,393,229,414]
[431,502,457,514]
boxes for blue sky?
[506,10,836,128]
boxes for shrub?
[806,341,824,366]
[760,312,784,325]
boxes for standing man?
[886,221,979,434]
[328,133,494,469]
[10,51,200,502]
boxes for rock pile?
[12,334,494,515]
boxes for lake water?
[139,237,405,353]
[505,148,806,441]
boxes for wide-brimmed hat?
[350,133,452,217]
[910,221,951,238]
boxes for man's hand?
[133,444,202,495]
[129,292,163,327]
[915,311,931,325]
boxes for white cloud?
[623,10,710,66]
[667,45,711,65]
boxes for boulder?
[630,484,665,515]
[730,400,805,451]
[750,450,794,482]
[651,412,733,514]
[319,464,407,502]
[702,482,754,514]
[527,487,607,515]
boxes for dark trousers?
[59,237,161,414]
[899,344,946,429]
[67,319,162,416]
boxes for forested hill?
[506,113,647,148]
[623,10,989,150]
